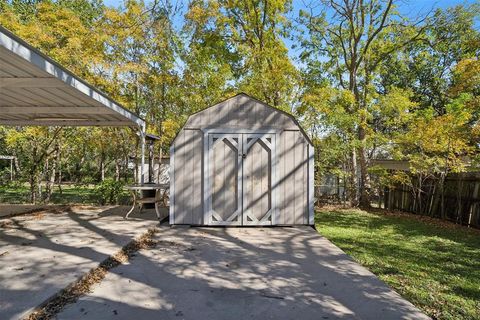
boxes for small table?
[125,184,169,219]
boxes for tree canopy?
[0,0,479,207]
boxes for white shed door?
[206,133,275,225]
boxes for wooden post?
[468,181,480,227]
[428,183,436,216]
[384,187,388,210]
[388,187,393,211]
[401,186,405,211]
[378,187,382,209]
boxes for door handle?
[242,154,246,159]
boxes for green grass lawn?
[0,184,130,205]
[316,208,480,320]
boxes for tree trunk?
[57,147,63,195]
[101,159,105,182]
[13,154,20,174]
[124,155,129,183]
[440,173,446,219]
[29,146,38,204]
[418,176,423,215]
[115,160,120,182]
[357,127,370,207]
[349,149,359,206]
[45,145,59,203]
[29,175,36,204]
[45,158,52,203]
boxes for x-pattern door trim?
[204,130,277,226]
[206,134,242,225]
[242,134,275,226]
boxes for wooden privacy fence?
[384,172,480,228]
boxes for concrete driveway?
[0,206,160,320]
[58,226,429,320]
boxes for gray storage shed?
[169,93,314,226]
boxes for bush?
[74,176,96,188]
[0,167,12,185]
[95,179,124,205]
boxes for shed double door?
[206,133,275,225]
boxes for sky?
[101,0,478,37]
[101,0,478,60]
[101,0,478,33]
[102,0,478,15]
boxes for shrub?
[0,167,12,185]
[95,179,124,205]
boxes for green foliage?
[380,4,480,114]
[298,1,480,205]
[182,0,238,110]
[184,0,299,111]
[0,0,479,211]
[0,183,126,204]
[0,167,11,184]
[95,178,125,205]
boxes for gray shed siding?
[170,93,314,226]
[170,129,203,225]
[184,94,298,130]
[277,130,311,225]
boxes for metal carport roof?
[0,26,148,183]
[0,25,144,128]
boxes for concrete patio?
[58,226,429,320]
[0,206,160,320]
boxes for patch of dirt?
[0,220,13,229]
[155,240,196,254]
[49,206,72,215]
[25,228,158,320]
[31,212,45,220]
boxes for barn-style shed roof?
[0,26,144,128]
[182,93,313,145]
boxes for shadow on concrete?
[0,205,159,320]
[58,227,430,320]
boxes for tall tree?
[380,4,480,113]
[220,0,298,110]
[183,0,238,110]
[183,0,298,112]
[299,0,428,206]
[144,1,184,157]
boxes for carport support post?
[139,125,146,184]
